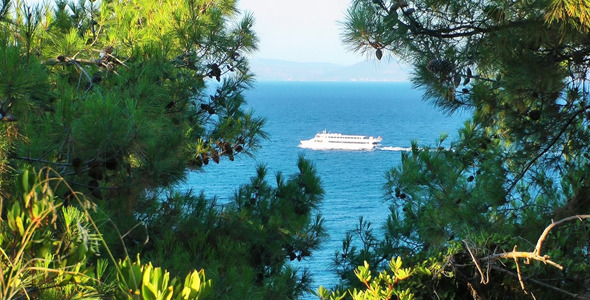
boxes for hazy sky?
[238,0,365,65]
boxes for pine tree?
[1,0,327,298]
[1,0,264,203]
[338,0,590,298]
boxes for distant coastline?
[249,57,410,82]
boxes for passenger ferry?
[299,130,382,150]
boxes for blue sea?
[183,81,469,298]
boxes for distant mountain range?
[249,58,409,82]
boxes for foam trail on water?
[379,146,456,152]
[379,146,412,152]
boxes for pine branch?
[68,180,127,191]
[14,156,70,167]
[42,57,102,67]
[458,215,590,297]
[400,15,538,39]
[481,248,563,270]
[479,215,590,269]
[491,266,590,299]
[533,215,590,257]
[505,105,590,195]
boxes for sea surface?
[182,81,469,298]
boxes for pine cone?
[104,45,114,54]
[1,113,17,122]
[375,48,383,60]
[92,72,102,83]
[426,59,454,76]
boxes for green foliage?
[128,156,326,299]
[317,257,417,300]
[341,0,590,298]
[348,258,413,300]
[546,0,590,32]
[0,167,110,299]
[117,255,211,300]
[0,166,219,300]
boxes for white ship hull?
[299,130,382,151]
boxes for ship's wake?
[378,146,454,152]
[379,146,412,152]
